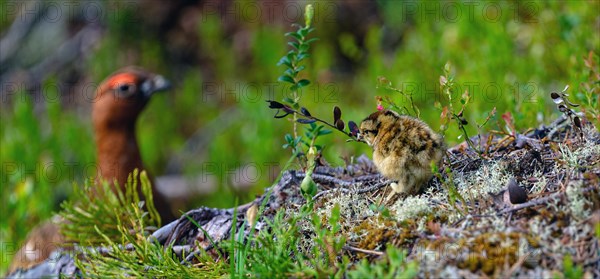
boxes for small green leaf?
[286,51,296,61]
[305,38,319,44]
[277,57,292,68]
[282,97,295,104]
[317,129,332,136]
[278,75,295,84]
[312,125,323,134]
[297,79,310,88]
[381,208,391,218]
[330,203,341,225]
[286,32,302,41]
[299,43,309,52]
[284,133,293,143]
[297,53,310,61]
[299,29,308,38]
[284,68,296,77]
[288,41,300,49]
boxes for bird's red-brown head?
[92,67,170,191]
[92,67,170,132]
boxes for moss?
[351,217,418,255]
[526,235,540,248]
[451,232,538,276]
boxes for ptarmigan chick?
[358,110,445,195]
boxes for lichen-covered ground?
[8,117,598,278]
[284,117,599,277]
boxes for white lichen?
[391,194,432,222]
[455,161,508,201]
[565,181,591,221]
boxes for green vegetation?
[72,173,228,278]
[1,0,599,275]
[60,170,161,244]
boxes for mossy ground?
[298,121,599,277]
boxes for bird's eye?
[119,84,130,91]
[114,83,136,98]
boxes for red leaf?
[501,111,515,136]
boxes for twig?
[342,245,384,256]
[313,187,352,200]
[313,179,390,201]
[356,181,390,194]
[180,245,214,265]
[267,102,359,141]
[295,172,355,187]
[294,170,388,200]
[499,186,598,215]
[505,252,531,277]
[351,174,383,182]
[546,113,584,141]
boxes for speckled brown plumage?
[358,110,445,195]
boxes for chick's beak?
[141,75,171,99]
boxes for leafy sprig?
[578,51,599,130]
[277,4,317,140]
[376,76,421,118]
[267,100,360,141]
[551,85,584,140]
[437,62,496,157]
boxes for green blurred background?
[0,0,598,272]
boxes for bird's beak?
[141,75,171,99]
